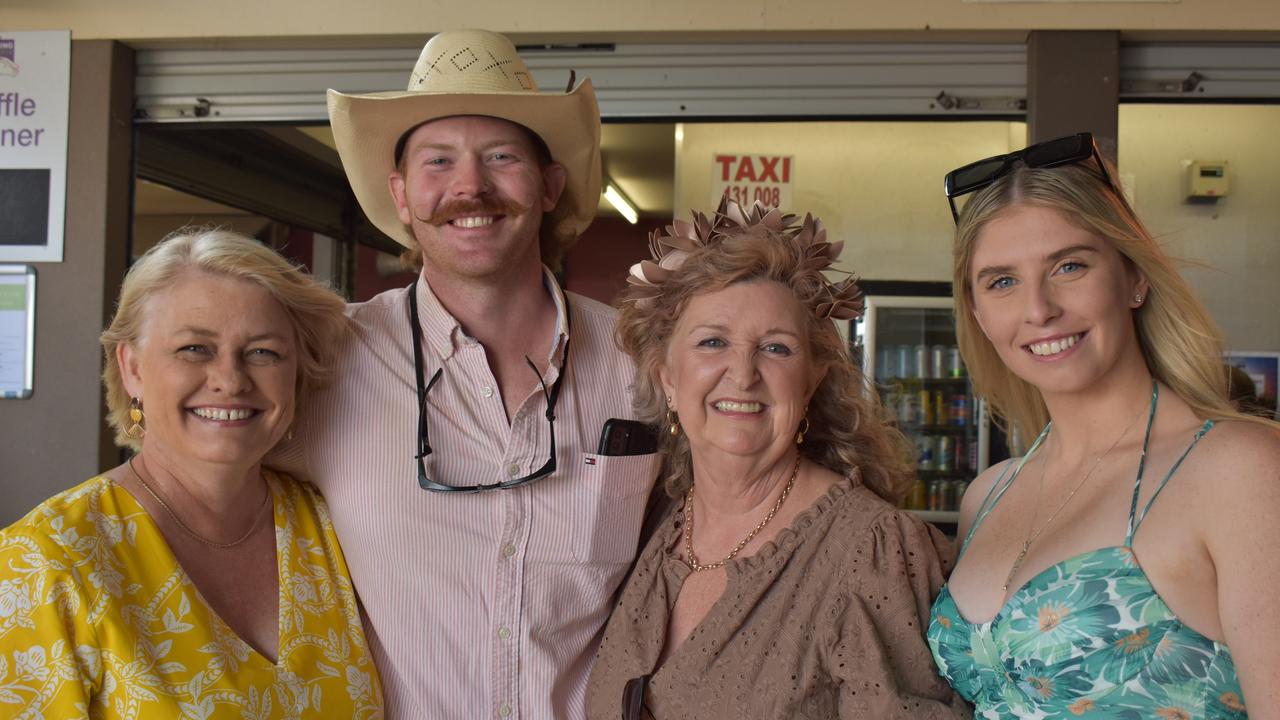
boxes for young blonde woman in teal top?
[927,133,1280,719]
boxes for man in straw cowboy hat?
[279,29,659,719]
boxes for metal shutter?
[1121,43,1280,100]
[134,41,1027,122]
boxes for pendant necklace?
[1002,400,1147,593]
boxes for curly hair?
[101,227,348,450]
[953,158,1276,441]
[616,222,914,504]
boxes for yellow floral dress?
[0,470,383,719]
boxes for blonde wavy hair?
[953,158,1272,442]
[616,226,914,504]
[101,227,348,450]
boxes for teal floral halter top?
[927,385,1248,719]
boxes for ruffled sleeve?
[827,508,970,719]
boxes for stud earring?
[1134,293,1144,304]
[126,397,146,439]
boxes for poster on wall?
[1224,351,1279,420]
[0,30,70,263]
[0,265,36,398]
[711,153,794,211]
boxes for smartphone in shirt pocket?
[528,420,659,565]
[596,419,658,456]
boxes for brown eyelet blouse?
[586,473,972,719]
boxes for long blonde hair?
[102,227,348,450]
[953,159,1270,441]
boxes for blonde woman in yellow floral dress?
[0,228,383,719]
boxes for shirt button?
[480,386,494,398]
[498,704,512,717]
[506,463,521,478]
[497,627,511,639]
[501,544,516,558]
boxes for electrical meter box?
[1186,161,1229,200]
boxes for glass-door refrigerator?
[851,293,995,527]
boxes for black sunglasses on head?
[408,278,569,493]
[943,132,1117,223]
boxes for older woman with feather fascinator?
[586,198,968,720]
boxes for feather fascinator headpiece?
[626,196,865,321]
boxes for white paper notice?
[0,31,71,263]
[0,268,34,398]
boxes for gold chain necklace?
[1002,402,1147,592]
[127,456,272,550]
[684,455,800,572]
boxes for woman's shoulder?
[964,457,1018,509]
[1196,416,1280,469]
[1,476,122,570]
[835,480,951,560]
[264,468,329,513]
[262,468,344,541]
[3,476,116,538]
[265,467,315,496]
[1180,418,1280,507]
[951,458,1016,541]
[839,481,908,525]
[821,479,953,603]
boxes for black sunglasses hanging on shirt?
[943,132,1119,223]
[621,675,650,720]
[407,278,569,493]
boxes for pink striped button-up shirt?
[282,271,659,719]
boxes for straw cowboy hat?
[327,29,601,250]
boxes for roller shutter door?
[134,41,1028,122]
[1121,43,1280,101]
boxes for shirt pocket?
[569,452,660,565]
[528,452,659,566]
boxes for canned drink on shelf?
[954,437,969,473]
[907,478,928,510]
[928,479,947,511]
[949,479,969,511]
[948,347,965,377]
[939,480,952,510]
[937,436,953,472]
[919,389,934,425]
[878,348,896,380]
[917,435,935,471]
[895,393,912,425]
[898,345,914,379]
[915,344,929,378]
[931,345,947,379]
[934,391,948,425]
[951,394,969,426]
